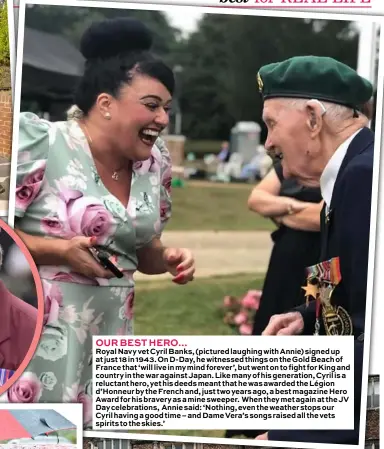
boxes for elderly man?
[0,244,37,371]
[256,56,374,444]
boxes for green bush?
[0,3,9,66]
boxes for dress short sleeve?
[156,138,172,235]
[15,112,50,218]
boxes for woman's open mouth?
[139,128,160,146]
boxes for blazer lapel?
[330,127,374,211]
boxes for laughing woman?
[9,18,195,426]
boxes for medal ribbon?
[305,257,342,331]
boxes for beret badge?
[257,72,263,93]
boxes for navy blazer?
[269,127,374,444]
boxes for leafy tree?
[24,5,180,63]
[178,14,358,140]
[22,5,360,141]
[0,1,9,65]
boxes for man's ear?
[305,99,326,136]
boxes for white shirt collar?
[320,129,362,207]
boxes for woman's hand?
[15,229,115,279]
[61,236,115,279]
[163,247,195,284]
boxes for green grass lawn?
[133,274,264,438]
[135,273,263,335]
[167,181,274,231]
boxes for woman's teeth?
[139,129,159,146]
[142,129,159,137]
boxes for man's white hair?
[283,98,362,123]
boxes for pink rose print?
[41,216,65,236]
[52,271,98,285]
[133,158,151,175]
[64,383,92,425]
[160,200,169,221]
[163,176,172,193]
[125,291,135,320]
[7,372,43,402]
[162,166,172,193]
[60,305,77,324]
[56,184,83,204]
[133,150,161,175]
[78,390,93,425]
[39,267,100,286]
[15,162,46,210]
[24,164,46,185]
[150,151,162,173]
[67,196,117,244]
[41,190,74,237]
[56,272,96,285]
[42,280,63,326]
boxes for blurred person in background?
[12,17,195,427]
[217,140,231,163]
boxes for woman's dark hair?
[74,17,175,114]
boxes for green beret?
[257,56,373,110]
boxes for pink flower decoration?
[234,311,248,325]
[7,372,42,402]
[41,216,65,236]
[241,290,261,310]
[15,162,46,210]
[78,389,93,425]
[42,281,63,326]
[24,164,46,185]
[125,291,135,320]
[163,176,172,193]
[239,323,253,335]
[67,195,117,244]
[15,184,40,210]
[51,271,99,286]
[162,165,172,192]
[60,305,77,324]
[63,383,92,425]
[133,159,152,175]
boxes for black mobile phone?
[90,248,124,278]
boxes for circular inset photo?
[0,219,43,394]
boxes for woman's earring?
[105,112,111,120]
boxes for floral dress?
[3,112,172,428]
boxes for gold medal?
[318,284,353,336]
[301,281,319,307]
